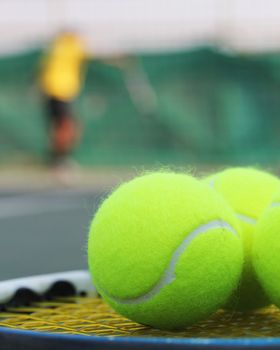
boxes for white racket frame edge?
[0,270,96,303]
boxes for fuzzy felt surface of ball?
[88,172,243,329]
[253,191,280,307]
[205,167,280,310]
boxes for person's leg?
[49,98,79,166]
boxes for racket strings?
[0,297,280,337]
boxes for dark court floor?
[0,189,105,281]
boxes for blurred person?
[39,31,86,168]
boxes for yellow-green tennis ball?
[88,172,243,330]
[204,167,280,310]
[253,191,280,307]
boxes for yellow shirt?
[40,33,86,101]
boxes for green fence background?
[1,47,280,166]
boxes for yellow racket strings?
[0,297,280,338]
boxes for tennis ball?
[253,191,280,307]
[88,172,243,330]
[204,167,280,310]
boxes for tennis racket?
[0,270,280,349]
[120,56,159,118]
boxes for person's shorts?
[45,96,72,125]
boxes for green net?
[1,47,280,166]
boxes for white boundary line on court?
[0,194,85,219]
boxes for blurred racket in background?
[121,57,158,118]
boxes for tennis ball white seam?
[236,213,256,225]
[260,202,280,214]
[209,178,256,225]
[98,220,238,305]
